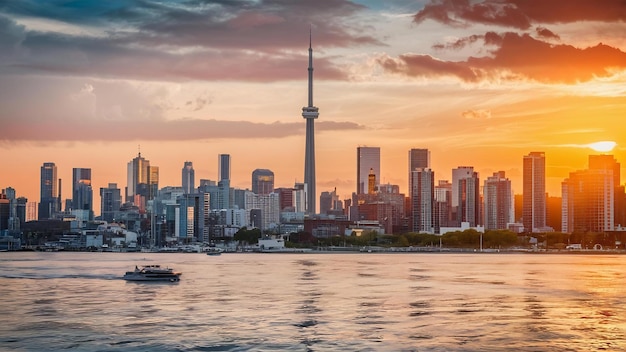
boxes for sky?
[1,0,626,214]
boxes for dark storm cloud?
[0,0,379,81]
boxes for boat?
[123,264,182,282]
[205,247,223,256]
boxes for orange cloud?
[380,32,626,84]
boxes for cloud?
[462,109,491,119]
[0,1,381,82]
[378,53,485,82]
[0,118,365,143]
[535,26,559,40]
[414,0,626,29]
[380,32,626,84]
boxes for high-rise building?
[127,152,149,202]
[588,154,625,227]
[409,148,430,171]
[0,195,8,231]
[368,168,377,194]
[245,191,280,231]
[148,166,159,201]
[434,180,453,233]
[523,152,546,233]
[219,154,231,182]
[562,168,614,233]
[252,169,274,195]
[302,31,319,215]
[39,162,58,220]
[100,183,121,223]
[483,171,513,230]
[72,168,93,220]
[127,152,158,210]
[410,168,434,233]
[320,188,341,215]
[357,146,380,195]
[182,161,195,194]
[453,167,480,227]
[15,196,27,230]
[275,188,296,212]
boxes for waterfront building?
[39,162,59,220]
[245,191,280,231]
[177,192,210,242]
[182,161,195,194]
[523,152,546,233]
[410,168,434,233]
[562,154,621,234]
[434,180,453,234]
[454,167,480,227]
[353,184,405,234]
[562,168,614,233]
[302,32,319,215]
[483,171,513,230]
[589,154,625,227]
[251,169,274,195]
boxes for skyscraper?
[434,180,453,233]
[72,167,93,220]
[302,31,319,215]
[127,152,158,210]
[453,166,480,226]
[410,168,434,233]
[100,183,121,223]
[562,168,614,233]
[523,152,546,233]
[409,148,430,171]
[39,162,58,220]
[483,171,513,230]
[589,154,625,227]
[562,154,621,234]
[252,169,274,195]
[219,154,231,182]
[127,152,149,202]
[182,161,195,194]
[357,146,380,194]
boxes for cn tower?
[302,30,319,215]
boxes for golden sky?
[1,0,625,214]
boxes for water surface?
[0,252,624,351]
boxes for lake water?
[0,252,625,351]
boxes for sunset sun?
[588,141,617,152]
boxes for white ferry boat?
[123,265,182,282]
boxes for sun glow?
[588,141,617,152]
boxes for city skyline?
[1,1,625,213]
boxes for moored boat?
[123,264,182,282]
[206,247,223,256]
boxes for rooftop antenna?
[138,144,141,157]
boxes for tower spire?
[302,29,319,215]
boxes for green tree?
[234,227,261,245]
